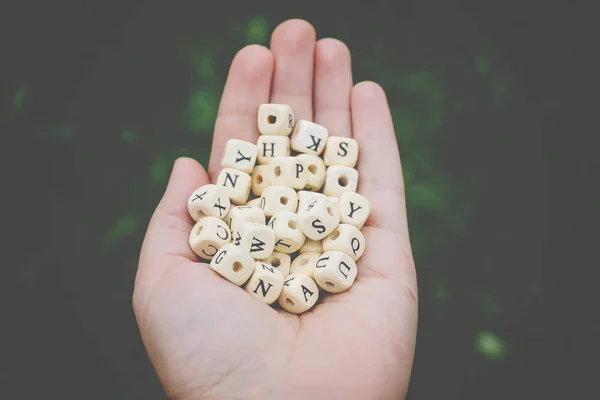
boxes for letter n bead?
[245,262,284,305]
[187,184,231,221]
[313,251,357,293]
[290,120,328,156]
[216,168,252,205]
[220,139,258,173]
[278,273,319,314]
[189,217,231,260]
[210,243,255,286]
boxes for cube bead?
[210,243,255,286]
[313,250,358,293]
[187,184,231,221]
[278,273,320,314]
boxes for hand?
[133,19,418,400]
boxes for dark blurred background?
[2,0,593,398]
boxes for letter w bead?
[250,236,266,253]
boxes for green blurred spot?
[149,154,170,184]
[104,214,138,248]
[475,331,506,360]
[186,90,218,134]
[194,52,216,81]
[13,84,28,112]
[480,292,502,315]
[435,281,449,302]
[407,179,449,213]
[246,16,269,45]
[491,79,509,104]
[121,129,138,143]
[475,56,491,74]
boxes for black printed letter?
[311,219,326,234]
[250,236,266,253]
[235,150,252,164]
[301,285,314,302]
[337,141,349,157]
[338,261,351,279]
[252,279,273,297]
[347,201,362,219]
[262,142,275,157]
[306,135,322,152]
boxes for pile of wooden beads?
[187,104,370,314]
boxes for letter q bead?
[245,262,284,305]
[188,184,231,221]
[322,224,365,261]
[189,217,231,260]
[323,165,359,197]
[278,273,319,314]
[314,251,358,293]
[210,243,255,286]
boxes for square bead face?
[322,224,365,261]
[245,262,284,304]
[268,211,306,253]
[338,192,370,229]
[261,252,291,277]
[189,216,232,260]
[256,135,290,165]
[269,157,308,190]
[278,273,320,314]
[227,206,266,241]
[323,165,359,197]
[290,120,328,155]
[314,250,357,293]
[237,222,276,260]
[297,197,340,240]
[260,186,298,216]
[221,139,258,173]
[323,137,359,168]
[258,104,294,135]
[187,184,231,221]
[297,154,326,191]
[216,168,252,205]
[210,243,256,286]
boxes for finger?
[208,45,274,181]
[269,19,316,121]
[139,157,209,271]
[351,81,408,235]
[313,38,353,137]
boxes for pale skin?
[133,19,418,400]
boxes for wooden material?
[269,157,308,190]
[189,216,231,260]
[227,206,266,242]
[268,211,306,253]
[187,184,231,221]
[297,154,326,191]
[258,104,294,136]
[261,252,291,277]
[290,120,328,155]
[314,251,357,293]
[322,224,365,261]
[210,243,255,286]
[290,252,321,278]
[216,168,252,205]
[245,262,284,304]
[323,165,359,197]
[299,238,323,254]
[259,186,298,216]
[256,135,290,165]
[338,192,370,229]
[323,137,359,168]
[297,196,340,240]
[236,222,275,260]
[221,139,258,173]
[278,273,320,314]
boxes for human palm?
[133,19,418,399]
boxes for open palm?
[133,19,418,400]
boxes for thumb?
[137,157,209,282]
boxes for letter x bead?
[187,184,231,221]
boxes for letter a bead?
[322,224,365,261]
[189,217,231,260]
[188,184,231,221]
[313,251,357,293]
[221,139,258,173]
[210,243,255,286]
[337,192,371,229]
[236,222,275,260]
[323,137,359,168]
[322,165,359,197]
[216,168,252,205]
[298,197,340,240]
[278,273,319,314]
[290,120,328,156]
[258,104,294,136]
[245,262,284,305]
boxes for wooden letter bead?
[210,243,255,286]
[246,197,262,208]
[262,252,291,277]
[258,104,294,136]
[297,190,326,212]
[236,222,275,260]
[290,120,328,155]
[298,197,340,241]
[220,139,258,173]
[188,184,231,221]
[328,197,340,205]
[268,211,306,253]
[323,137,359,167]
[256,135,290,165]
[314,251,357,293]
[228,206,266,240]
[269,157,308,190]
[245,262,284,304]
[260,186,298,217]
[322,224,366,261]
[290,252,321,278]
[338,192,371,229]
[278,273,319,314]
[297,154,326,191]
[322,165,359,197]
[299,238,323,254]
[216,168,252,205]
[189,217,231,260]
[251,165,273,197]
